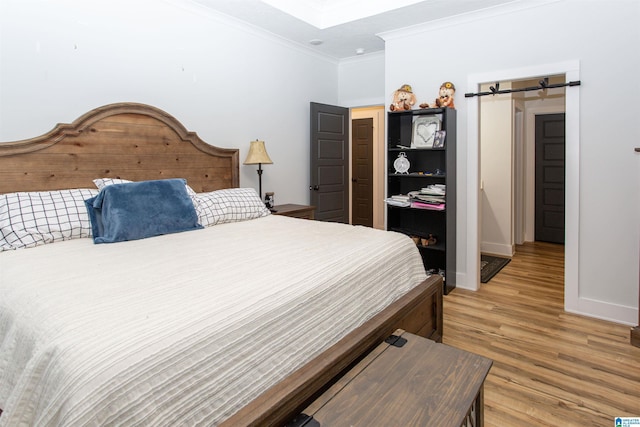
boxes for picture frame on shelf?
[433,130,446,148]
[411,116,441,148]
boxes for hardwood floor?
[443,242,640,427]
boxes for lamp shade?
[244,140,273,165]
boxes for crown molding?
[378,0,561,41]
[162,0,339,64]
[338,50,384,64]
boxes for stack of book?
[384,194,410,207]
[421,184,446,196]
[408,185,446,210]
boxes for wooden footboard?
[221,275,443,426]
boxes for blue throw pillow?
[85,178,202,244]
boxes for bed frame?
[0,102,443,425]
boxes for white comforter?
[0,215,426,426]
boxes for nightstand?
[272,204,315,220]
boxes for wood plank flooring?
[443,242,640,427]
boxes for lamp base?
[256,164,264,200]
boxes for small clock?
[393,152,410,174]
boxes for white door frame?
[513,103,524,245]
[465,60,580,314]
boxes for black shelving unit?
[386,107,456,294]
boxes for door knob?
[309,185,320,191]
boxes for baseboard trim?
[480,242,514,258]
[566,296,637,326]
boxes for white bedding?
[0,215,426,426]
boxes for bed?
[0,103,443,426]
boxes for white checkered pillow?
[217,188,270,223]
[0,188,99,251]
[192,191,227,227]
[193,188,270,227]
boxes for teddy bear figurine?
[389,84,416,111]
[419,81,456,109]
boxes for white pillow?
[93,178,197,198]
[193,188,270,227]
[92,177,132,189]
[0,188,98,251]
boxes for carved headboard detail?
[0,102,239,194]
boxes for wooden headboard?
[0,103,239,194]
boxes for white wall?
[382,0,640,325]
[338,52,385,108]
[480,83,514,256]
[0,0,340,205]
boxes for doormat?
[480,254,511,283]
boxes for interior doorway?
[351,118,374,227]
[479,77,566,257]
[309,102,350,223]
[467,60,581,315]
[309,103,385,228]
[350,106,386,230]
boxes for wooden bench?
[290,330,492,427]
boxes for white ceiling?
[186,0,521,59]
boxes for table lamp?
[243,139,273,200]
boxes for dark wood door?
[310,102,349,223]
[535,113,565,243]
[351,118,373,227]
